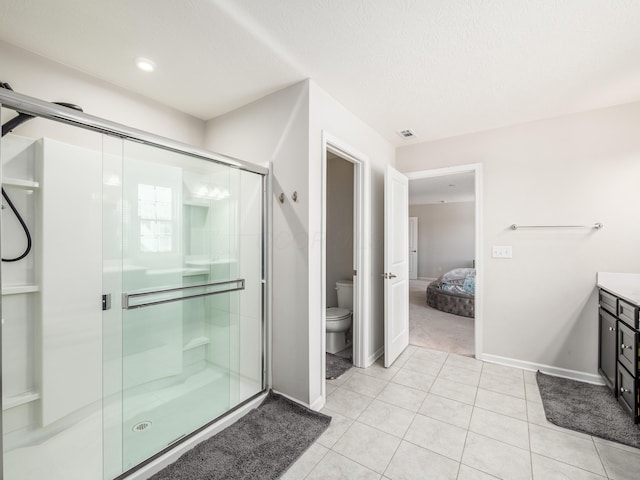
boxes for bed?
[426,268,475,318]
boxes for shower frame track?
[0,89,268,175]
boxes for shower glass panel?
[104,140,264,475]
[1,98,265,480]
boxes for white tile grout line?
[298,444,330,480]
[524,365,536,479]
[591,437,612,479]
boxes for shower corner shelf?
[1,177,40,189]
[2,284,40,296]
[2,390,40,410]
[183,336,210,351]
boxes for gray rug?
[150,391,331,480]
[537,371,640,448]
[326,352,352,379]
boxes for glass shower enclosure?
[0,90,266,479]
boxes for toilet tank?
[336,280,353,310]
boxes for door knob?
[620,387,631,394]
[621,343,632,350]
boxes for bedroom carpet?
[537,371,640,449]
[409,279,474,356]
[326,352,352,379]
[149,391,331,480]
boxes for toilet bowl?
[326,280,353,354]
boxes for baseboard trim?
[366,346,384,368]
[480,354,605,385]
[270,388,321,411]
[308,394,325,412]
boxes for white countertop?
[597,272,640,305]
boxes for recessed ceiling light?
[135,57,156,72]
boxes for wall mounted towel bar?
[510,223,603,230]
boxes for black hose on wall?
[0,82,83,262]
[1,82,33,262]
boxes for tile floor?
[283,345,640,480]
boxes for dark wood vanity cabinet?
[598,288,640,423]
[598,307,617,390]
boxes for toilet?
[326,279,353,354]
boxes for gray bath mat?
[150,391,331,480]
[537,371,640,448]
[326,353,352,379]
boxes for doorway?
[405,164,482,358]
[320,134,367,399]
[325,153,355,361]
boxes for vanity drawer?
[618,299,639,329]
[617,321,639,375]
[599,289,618,316]
[617,362,639,422]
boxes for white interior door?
[384,165,409,367]
[409,216,418,280]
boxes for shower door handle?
[122,278,245,310]
[102,294,111,311]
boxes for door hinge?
[353,269,357,276]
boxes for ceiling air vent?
[398,129,416,139]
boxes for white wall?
[397,101,640,378]
[206,80,395,407]
[309,81,395,406]
[205,81,311,403]
[326,154,354,307]
[409,202,475,278]
[0,41,205,147]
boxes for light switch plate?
[492,245,513,258]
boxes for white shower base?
[3,364,260,480]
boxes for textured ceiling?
[1,0,640,146]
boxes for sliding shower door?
[103,140,265,475]
[1,93,265,480]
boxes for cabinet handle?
[621,343,633,350]
[620,387,631,394]
[608,327,616,332]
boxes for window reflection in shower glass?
[138,183,173,252]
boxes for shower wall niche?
[1,108,266,480]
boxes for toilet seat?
[326,307,350,321]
